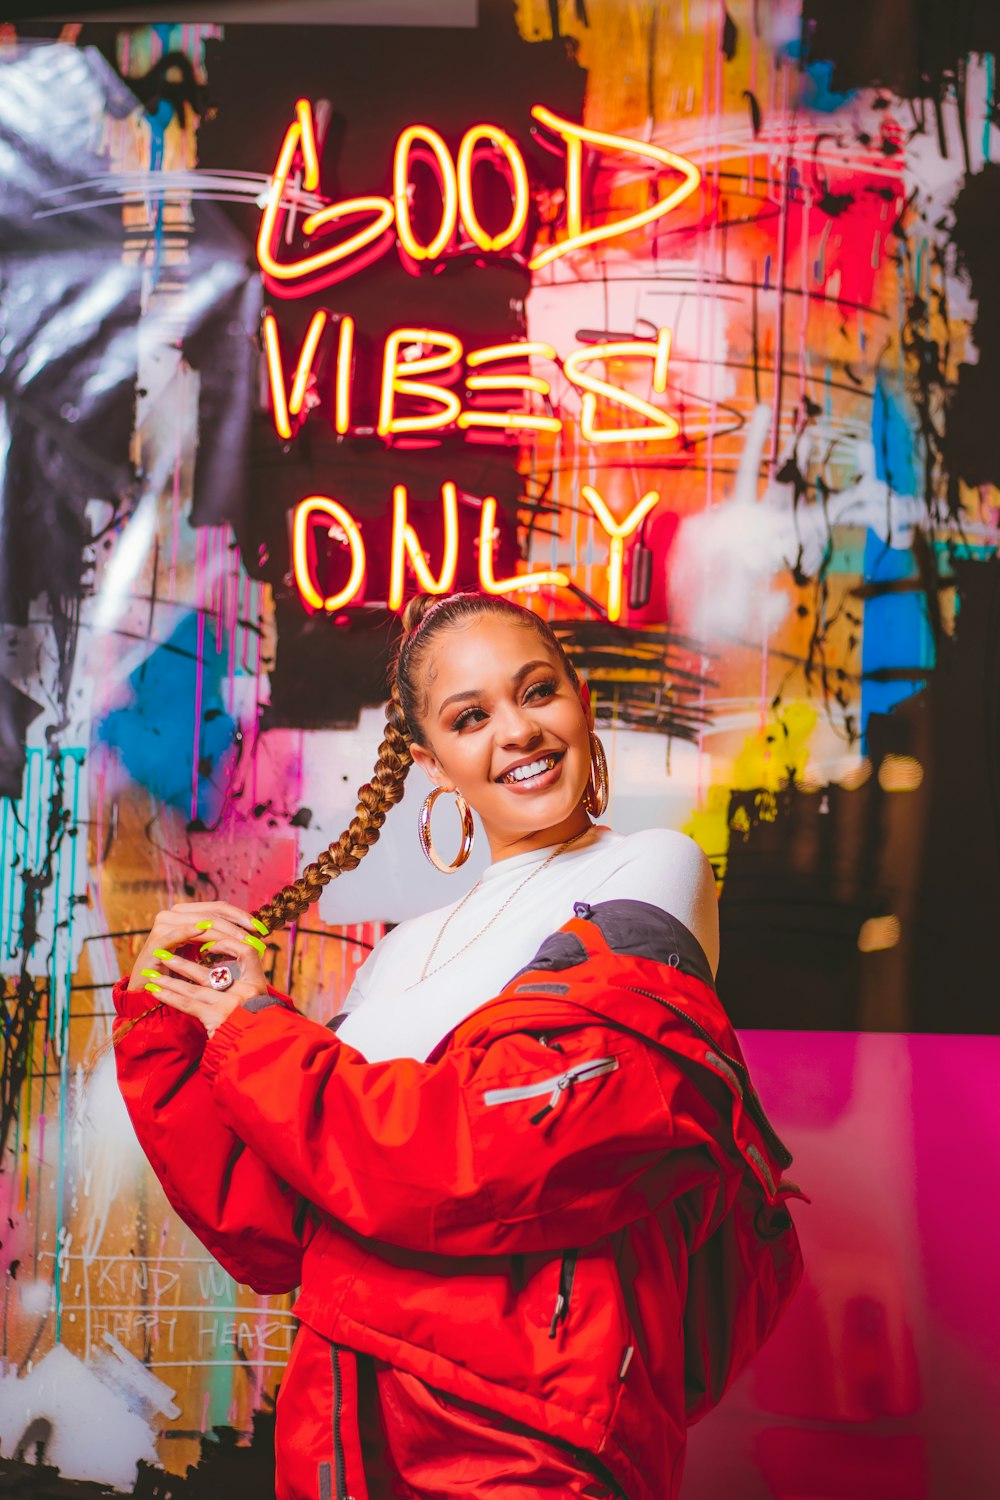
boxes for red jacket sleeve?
[196,996,743,1257]
[112,980,316,1294]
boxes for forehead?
[421,616,556,690]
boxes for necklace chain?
[410,823,595,988]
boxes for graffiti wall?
[1,2,998,1494]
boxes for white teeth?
[501,754,557,784]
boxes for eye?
[452,677,557,730]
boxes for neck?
[484,808,594,864]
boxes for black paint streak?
[0,1409,277,1497]
[802,0,1000,104]
[0,754,71,1163]
[944,163,1000,494]
[549,617,716,744]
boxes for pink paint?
[681,1029,1000,1498]
[191,531,207,822]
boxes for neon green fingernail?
[153,949,173,962]
[145,983,162,994]
[140,968,162,981]
[251,918,269,936]
[241,934,266,956]
[195,921,213,930]
[199,943,214,955]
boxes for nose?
[492,693,545,746]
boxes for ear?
[408,741,450,789]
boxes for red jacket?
[113,897,807,1500]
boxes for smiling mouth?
[498,750,565,785]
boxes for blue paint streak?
[860,530,935,749]
[145,97,173,291]
[985,54,994,164]
[98,613,237,825]
[872,376,918,494]
[782,45,854,113]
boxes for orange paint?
[528,106,700,270]
[476,495,569,595]
[564,330,678,444]
[580,485,660,620]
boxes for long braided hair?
[103,588,587,1056]
[254,586,587,928]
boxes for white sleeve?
[591,829,720,978]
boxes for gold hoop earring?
[418,785,475,872]
[582,733,609,819]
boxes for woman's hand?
[127,901,271,1035]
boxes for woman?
[112,588,806,1500]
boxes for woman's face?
[407,616,595,861]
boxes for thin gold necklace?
[409,823,595,989]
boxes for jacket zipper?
[329,1343,351,1500]
[623,985,794,1169]
[482,1056,619,1125]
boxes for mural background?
[0,1,997,1494]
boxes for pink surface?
[681,1030,1000,1499]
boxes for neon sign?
[257,98,700,294]
[264,322,678,445]
[257,99,699,617]
[292,484,660,623]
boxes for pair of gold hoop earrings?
[417,734,610,873]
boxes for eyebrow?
[438,660,555,716]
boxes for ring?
[208,965,235,991]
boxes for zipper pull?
[548,1247,578,1338]
[531,1076,570,1126]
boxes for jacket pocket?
[482,1056,620,1125]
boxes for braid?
[254,681,415,932]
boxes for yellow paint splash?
[683,702,819,884]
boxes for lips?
[497,749,565,784]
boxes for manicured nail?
[140,968,162,981]
[241,934,266,956]
[199,943,215,955]
[153,949,173,962]
[145,982,163,994]
[195,921,213,930]
[251,917,269,936]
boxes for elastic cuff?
[242,992,287,1014]
[112,975,169,1022]
[200,1002,268,1086]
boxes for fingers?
[165,901,269,936]
[138,969,205,1015]
[192,917,267,957]
[150,912,266,958]
[146,949,226,985]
